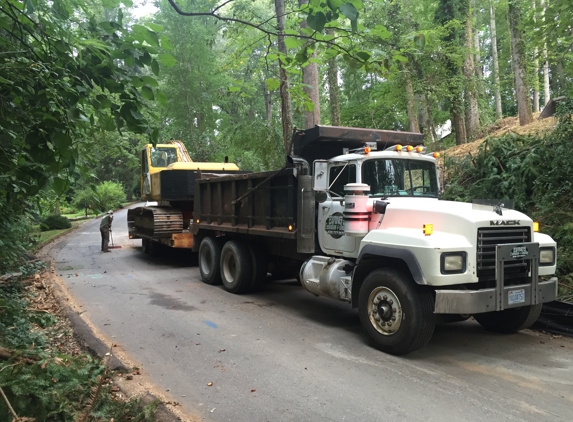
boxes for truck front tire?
[358,269,435,355]
[199,237,223,285]
[474,304,542,334]
[220,240,253,294]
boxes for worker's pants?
[100,227,110,251]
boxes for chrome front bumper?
[435,242,557,314]
[434,277,558,314]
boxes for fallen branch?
[0,386,19,420]
[0,346,38,364]
[0,272,23,283]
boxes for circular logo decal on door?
[325,212,345,239]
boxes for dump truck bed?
[191,168,299,239]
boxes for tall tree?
[464,12,480,138]
[435,0,470,144]
[299,0,321,129]
[508,0,533,125]
[489,0,503,119]
[327,42,341,126]
[275,0,294,153]
[532,0,540,112]
[403,65,420,132]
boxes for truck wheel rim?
[222,252,236,283]
[367,287,402,336]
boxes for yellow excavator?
[127,140,240,252]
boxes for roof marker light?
[396,145,403,151]
[423,224,434,236]
[433,152,440,158]
[364,147,371,154]
[406,145,414,152]
[416,146,424,153]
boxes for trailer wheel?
[358,269,435,355]
[248,243,268,291]
[199,237,223,285]
[474,304,542,334]
[220,240,253,294]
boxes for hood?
[379,198,531,234]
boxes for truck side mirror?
[313,160,328,191]
[373,200,388,214]
[315,191,328,203]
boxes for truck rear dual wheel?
[248,243,268,291]
[474,304,542,334]
[358,269,436,355]
[220,240,253,294]
[199,237,224,285]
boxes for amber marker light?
[433,152,440,158]
[416,146,424,153]
[406,145,414,152]
[196,219,200,224]
[288,224,294,231]
[364,146,371,154]
[423,224,434,236]
[533,222,539,232]
[395,144,403,151]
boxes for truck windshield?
[362,159,439,197]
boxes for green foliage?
[0,279,158,421]
[40,214,72,232]
[72,181,126,213]
[443,102,573,290]
[0,204,34,275]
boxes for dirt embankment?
[440,112,557,162]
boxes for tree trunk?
[424,92,438,143]
[556,60,566,94]
[263,84,272,124]
[508,0,533,126]
[403,65,420,133]
[274,0,294,154]
[326,33,341,126]
[452,104,467,145]
[472,0,483,79]
[489,0,503,120]
[541,0,550,105]
[464,15,480,138]
[532,0,540,112]
[299,0,321,129]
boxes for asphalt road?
[45,205,573,422]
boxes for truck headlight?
[539,247,556,266]
[441,252,466,274]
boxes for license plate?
[508,289,525,305]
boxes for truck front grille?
[477,226,531,285]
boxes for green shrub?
[72,181,126,213]
[40,214,71,231]
[0,204,34,274]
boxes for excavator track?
[128,207,184,238]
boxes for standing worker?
[100,211,113,252]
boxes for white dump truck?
[187,125,559,355]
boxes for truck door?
[318,163,361,254]
[142,149,151,196]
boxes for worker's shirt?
[100,215,112,229]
